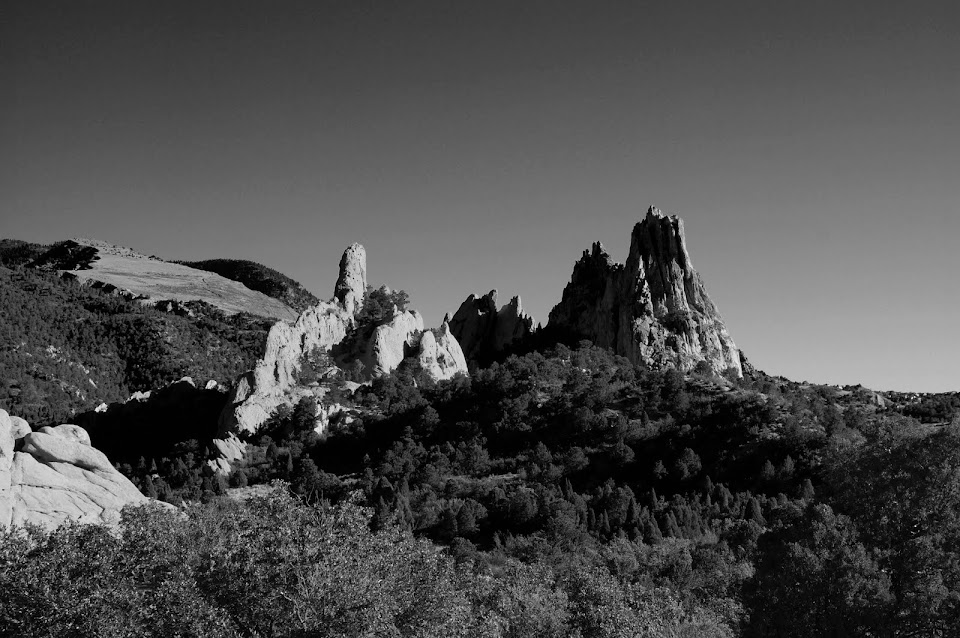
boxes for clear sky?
[3,1,959,392]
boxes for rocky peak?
[548,205,741,377]
[334,243,367,316]
[220,243,468,436]
[450,289,535,362]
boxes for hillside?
[11,342,957,636]
[0,265,271,425]
[0,239,49,268]
[30,239,299,321]
[178,258,319,313]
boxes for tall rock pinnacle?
[548,206,742,377]
[334,243,367,316]
[220,242,468,436]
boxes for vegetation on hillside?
[0,239,49,268]
[72,341,959,637]
[0,489,732,637]
[1,244,958,636]
[180,258,319,313]
[0,265,270,425]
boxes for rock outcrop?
[0,410,149,529]
[548,206,742,377]
[334,243,367,316]
[449,290,535,362]
[359,309,425,376]
[417,321,469,381]
[220,300,353,434]
[219,244,468,436]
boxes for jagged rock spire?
[549,205,741,376]
[449,289,534,362]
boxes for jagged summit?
[549,205,742,377]
[219,243,467,436]
[449,289,535,362]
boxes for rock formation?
[357,309,424,376]
[334,243,367,316]
[548,206,742,377]
[219,244,468,437]
[449,290,535,362]
[417,321,469,381]
[0,410,150,529]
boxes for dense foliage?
[0,490,732,637]
[2,246,958,637]
[92,341,960,636]
[0,265,270,426]
[0,239,49,268]
[179,258,319,313]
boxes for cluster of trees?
[0,265,270,425]
[355,285,410,324]
[215,343,954,636]
[0,239,48,268]
[0,489,732,637]
[898,392,960,422]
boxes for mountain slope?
[0,239,49,268]
[0,265,270,425]
[30,239,298,321]
[178,258,319,313]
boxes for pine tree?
[761,459,776,482]
[643,517,663,544]
[142,474,158,499]
[779,455,796,479]
[746,497,766,526]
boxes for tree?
[746,504,893,637]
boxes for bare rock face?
[359,309,425,376]
[208,433,246,474]
[334,243,367,316]
[418,320,469,380]
[449,290,535,362]
[548,206,742,377]
[0,410,149,529]
[219,300,352,434]
[220,244,468,437]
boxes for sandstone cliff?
[449,290,535,362]
[219,244,468,437]
[548,207,742,377]
[0,410,149,529]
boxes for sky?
[2,1,959,392]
